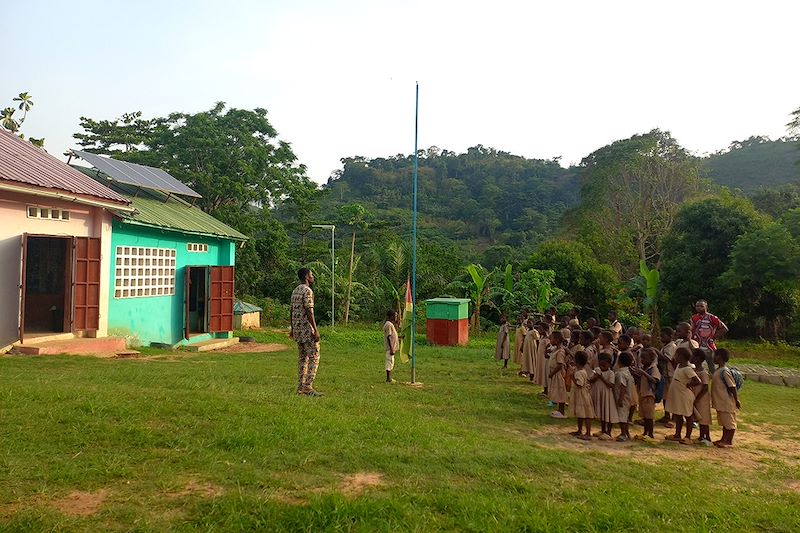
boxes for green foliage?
[76,103,311,215]
[2,91,43,145]
[638,260,660,311]
[749,183,800,218]
[721,223,800,340]
[703,136,800,191]
[780,208,800,241]
[502,268,569,319]
[323,146,577,246]
[74,103,313,299]
[526,240,618,316]
[660,194,768,326]
[237,296,289,327]
[570,129,706,276]
[464,264,498,333]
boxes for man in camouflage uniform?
[290,268,322,396]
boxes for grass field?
[1,327,799,532]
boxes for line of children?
[500,313,742,447]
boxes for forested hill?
[702,136,800,191]
[321,146,579,249]
[318,138,800,250]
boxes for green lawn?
[1,327,799,532]
[718,339,800,368]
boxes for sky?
[3,0,799,184]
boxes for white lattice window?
[187,243,208,253]
[114,246,176,298]
[27,205,70,221]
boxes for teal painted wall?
[108,221,236,346]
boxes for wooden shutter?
[18,234,28,343]
[73,237,101,331]
[208,266,234,332]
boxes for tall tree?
[337,203,369,325]
[575,129,706,275]
[721,223,800,340]
[75,103,311,216]
[660,195,767,326]
[788,105,800,166]
[74,103,313,296]
[2,91,43,146]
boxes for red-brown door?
[208,266,234,332]
[73,237,101,331]
[18,234,28,343]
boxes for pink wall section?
[0,190,113,351]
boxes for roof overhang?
[0,180,135,213]
[113,216,247,241]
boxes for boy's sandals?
[597,433,613,441]
[714,441,733,448]
[577,434,592,441]
[569,430,582,436]
[664,434,682,442]
[616,435,629,442]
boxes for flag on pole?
[399,275,413,363]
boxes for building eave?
[0,180,135,212]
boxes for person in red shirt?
[691,300,728,373]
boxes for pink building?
[0,130,131,352]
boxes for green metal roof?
[74,165,247,241]
[234,299,263,314]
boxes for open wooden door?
[73,237,101,332]
[208,266,234,332]
[18,233,28,343]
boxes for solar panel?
[72,150,202,198]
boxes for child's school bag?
[726,367,744,391]
[654,374,666,403]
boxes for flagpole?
[411,82,419,384]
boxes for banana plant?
[628,260,661,334]
[639,260,660,312]
[465,264,489,334]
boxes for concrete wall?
[108,222,236,347]
[234,311,261,330]
[0,190,113,351]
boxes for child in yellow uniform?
[495,315,510,368]
[513,314,527,370]
[383,310,400,383]
[614,352,636,442]
[658,328,677,427]
[664,347,701,444]
[712,349,741,448]
[590,353,618,440]
[631,348,660,440]
[520,319,538,381]
[570,351,595,440]
[533,323,548,390]
[576,330,598,369]
[691,349,712,445]
[548,331,568,418]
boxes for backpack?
[654,374,666,404]
[726,367,744,391]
